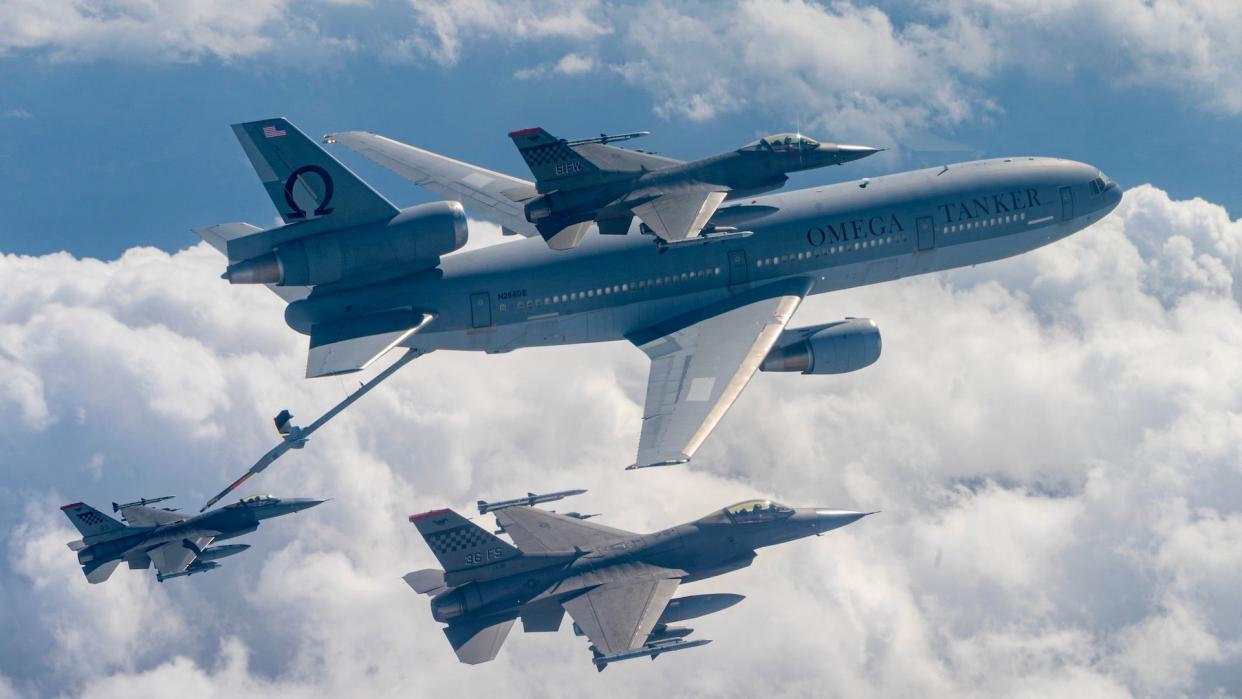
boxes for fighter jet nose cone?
[287,498,328,513]
[812,509,874,531]
[829,144,883,163]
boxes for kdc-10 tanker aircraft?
[197,118,1121,507]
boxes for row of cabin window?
[755,234,910,269]
[507,267,725,312]
[944,211,1026,235]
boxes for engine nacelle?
[760,318,881,375]
[224,201,467,286]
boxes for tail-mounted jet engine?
[760,318,881,375]
[223,201,468,286]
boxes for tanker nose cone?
[812,509,875,532]
[826,144,883,164]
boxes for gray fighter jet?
[196,118,1122,507]
[404,498,872,669]
[62,495,324,583]
[504,128,882,249]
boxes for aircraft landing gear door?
[728,249,749,286]
[1059,186,1074,220]
[916,216,935,251]
[470,292,492,328]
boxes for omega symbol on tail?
[283,165,335,219]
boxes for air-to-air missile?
[476,488,588,514]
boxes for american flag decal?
[263,124,287,139]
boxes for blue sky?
[1,0,1240,259]
[2,2,1242,698]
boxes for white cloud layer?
[0,184,1240,697]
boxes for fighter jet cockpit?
[239,494,276,506]
[744,133,821,153]
[698,499,795,525]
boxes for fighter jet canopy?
[698,499,795,525]
[743,133,821,153]
[239,494,276,505]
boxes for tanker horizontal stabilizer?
[306,312,431,378]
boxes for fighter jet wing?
[494,507,634,553]
[628,278,812,468]
[146,535,214,577]
[325,131,540,238]
[561,576,681,656]
[630,187,728,242]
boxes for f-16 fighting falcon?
[196,117,1121,508]
[62,494,324,583]
[503,127,881,249]
[404,496,872,669]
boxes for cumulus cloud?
[0,0,290,62]
[397,0,609,65]
[6,2,1241,125]
[0,183,1239,697]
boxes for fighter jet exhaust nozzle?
[431,589,466,622]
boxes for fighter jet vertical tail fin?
[232,118,399,228]
[60,503,127,539]
[508,127,599,191]
[409,509,521,577]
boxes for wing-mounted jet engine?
[506,127,881,250]
[759,318,882,375]
[195,118,466,380]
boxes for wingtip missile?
[112,495,175,513]
[591,638,712,671]
[565,131,650,147]
[626,458,689,470]
[477,488,588,514]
